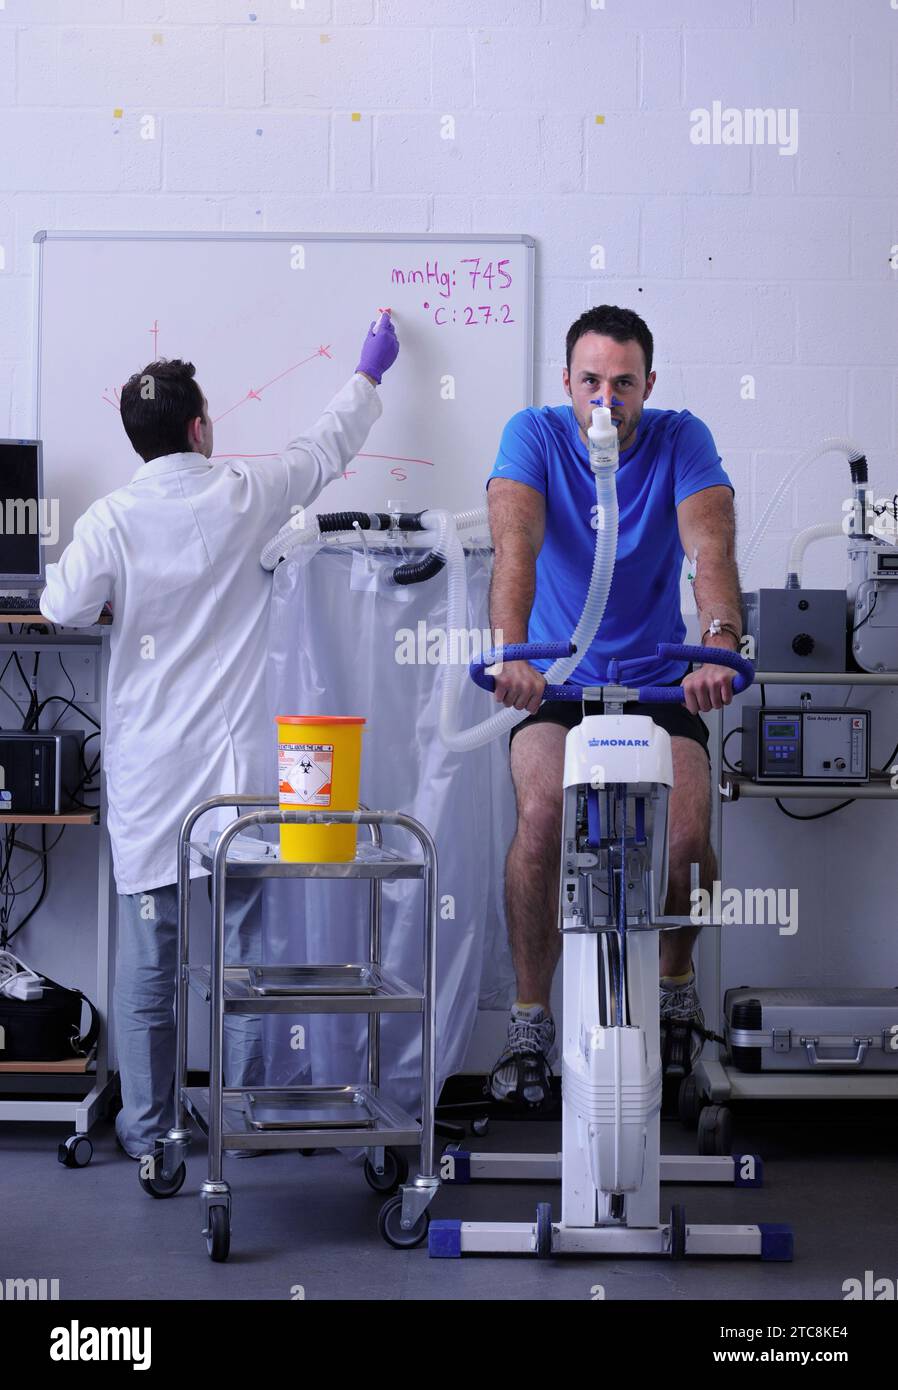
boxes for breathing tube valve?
[316,509,426,535]
[849,455,872,539]
[314,510,441,584]
[587,405,620,475]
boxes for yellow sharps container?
[276,715,366,863]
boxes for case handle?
[803,1038,870,1068]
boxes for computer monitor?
[0,439,45,585]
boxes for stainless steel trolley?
[137,794,440,1262]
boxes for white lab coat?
[40,372,382,894]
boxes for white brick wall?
[0,0,890,581]
[0,0,890,608]
[683,29,848,110]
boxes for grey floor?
[2,1104,894,1301]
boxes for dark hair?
[565,305,654,379]
[119,358,205,462]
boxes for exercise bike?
[429,639,793,1262]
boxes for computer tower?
[0,730,84,814]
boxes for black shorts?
[508,678,710,759]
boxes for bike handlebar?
[469,640,754,702]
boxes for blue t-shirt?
[487,406,733,686]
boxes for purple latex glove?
[355,312,400,384]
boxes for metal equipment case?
[742,589,846,673]
[725,987,898,1074]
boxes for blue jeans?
[114,879,264,1157]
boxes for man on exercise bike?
[487,304,742,1106]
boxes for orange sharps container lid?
[275,715,366,725]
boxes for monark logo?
[49,1322,151,1371]
[588,737,650,747]
[690,101,798,156]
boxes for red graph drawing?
[100,330,433,476]
[212,343,333,424]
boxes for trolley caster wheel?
[205,1204,231,1262]
[57,1134,93,1168]
[678,1073,705,1128]
[363,1148,409,1195]
[471,1116,490,1138]
[535,1202,553,1259]
[668,1203,686,1260]
[697,1103,732,1156]
[138,1155,186,1199]
[378,1193,430,1249]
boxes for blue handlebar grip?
[634,685,691,704]
[657,641,755,694]
[469,641,576,693]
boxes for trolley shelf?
[186,963,424,1013]
[187,838,425,879]
[182,1083,422,1150]
[169,798,440,1258]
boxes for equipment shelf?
[699,668,898,1106]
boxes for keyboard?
[0,593,44,612]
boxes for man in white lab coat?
[40,316,400,1157]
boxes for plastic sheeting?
[261,540,517,1116]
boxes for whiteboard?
[34,232,534,558]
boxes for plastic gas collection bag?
[261,542,516,1115]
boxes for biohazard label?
[279,742,334,806]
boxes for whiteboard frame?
[32,231,536,438]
